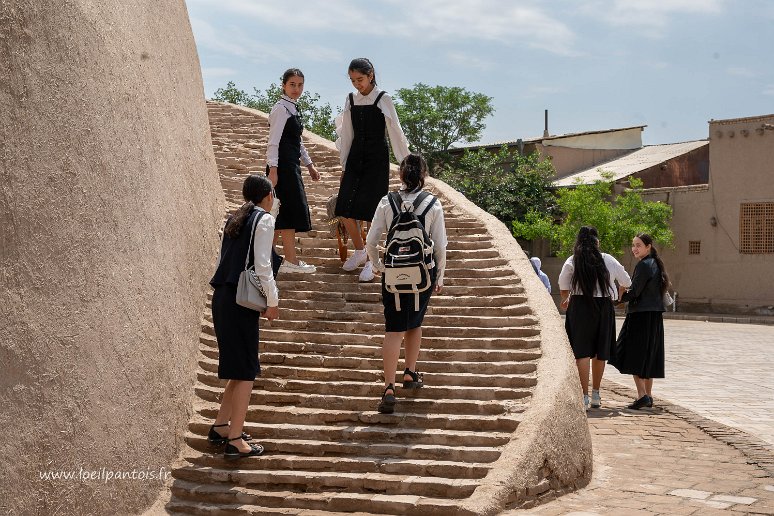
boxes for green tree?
[394,83,494,168]
[212,81,336,141]
[438,146,557,223]
[512,174,674,257]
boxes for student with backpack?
[365,153,446,414]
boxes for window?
[688,241,701,255]
[740,202,774,254]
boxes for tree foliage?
[394,83,494,167]
[438,146,557,224]
[512,174,674,257]
[212,81,336,141]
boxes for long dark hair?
[400,153,427,192]
[571,226,611,300]
[348,58,376,85]
[636,233,670,295]
[224,175,272,238]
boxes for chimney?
[543,109,549,138]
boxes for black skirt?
[211,284,261,380]
[382,269,436,332]
[610,311,665,378]
[564,295,616,360]
[268,164,312,232]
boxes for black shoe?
[627,395,651,410]
[208,424,252,445]
[377,384,396,414]
[645,395,654,408]
[224,437,264,459]
[402,368,424,389]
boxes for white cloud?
[385,0,578,55]
[446,52,496,71]
[201,67,239,80]
[763,85,774,96]
[727,67,758,78]
[579,0,725,36]
[187,0,576,55]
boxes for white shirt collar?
[357,86,382,102]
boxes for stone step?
[197,359,537,390]
[172,467,479,499]
[193,400,523,432]
[169,479,475,516]
[278,298,532,315]
[202,308,536,328]
[188,420,513,447]
[195,375,535,401]
[199,329,542,352]
[187,434,503,463]
[220,352,538,376]
[181,449,492,479]
[193,385,526,416]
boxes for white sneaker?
[591,390,601,408]
[279,260,316,274]
[342,249,367,272]
[583,394,590,411]
[358,261,375,282]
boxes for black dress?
[334,91,389,222]
[269,103,312,232]
[610,257,666,378]
[564,295,616,360]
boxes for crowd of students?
[206,59,670,460]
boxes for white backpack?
[383,191,437,311]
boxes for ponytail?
[225,175,273,238]
[399,153,427,192]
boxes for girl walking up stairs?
[163,102,590,515]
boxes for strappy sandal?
[377,384,396,414]
[224,436,264,459]
[208,423,252,445]
[402,368,424,389]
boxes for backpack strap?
[373,91,386,105]
[387,191,402,219]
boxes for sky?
[185,0,774,146]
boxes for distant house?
[447,125,646,178]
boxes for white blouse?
[365,189,448,287]
[266,95,313,168]
[334,87,411,168]
[557,253,632,300]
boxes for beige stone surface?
[0,1,223,514]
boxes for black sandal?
[208,423,252,445]
[377,384,396,414]
[402,368,424,389]
[224,436,264,459]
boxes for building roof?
[553,140,708,187]
[448,125,647,153]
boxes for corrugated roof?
[449,125,647,152]
[553,140,708,187]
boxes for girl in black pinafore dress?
[334,58,410,282]
[267,68,320,274]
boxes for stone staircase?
[164,102,589,515]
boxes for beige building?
[635,114,774,314]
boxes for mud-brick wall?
[0,1,223,513]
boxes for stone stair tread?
[180,448,493,478]
[187,436,504,462]
[169,478,476,515]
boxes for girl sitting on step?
[266,68,320,274]
[209,175,279,458]
[365,153,447,414]
[335,57,411,282]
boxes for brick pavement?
[605,319,774,446]
[503,384,774,515]
[501,318,774,515]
